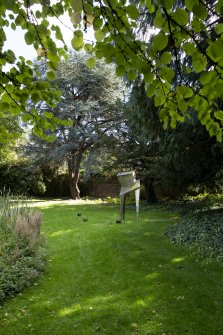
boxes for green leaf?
[215,23,223,35]
[157,0,174,10]
[146,84,156,98]
[172,8,188,26]
[3,0,14,10]
[192,52,207,73]
[21,114,30,122]
[71,31,84,51]
[35,10,42,19]
[126,5,140,20]
[38,23,48,35]
[11,22,16,30]
[153,32,168,51]
[46,71,55,81]
[108,0,117,8]
[193,3,207,20]
[184,87,193,98]
[214,110,223,120]
[127,70,137,81]
[185,0,198,11]
[43,111,54,119]
[178,99,188,113]
[147,4,155,13]
[70,12,82,25]
[198,109,210,125]
[176,86,185,99]
[153,9,164,28]
[216,131,222,142]
[216,0,223,14]
[116,65,125,76]
[31,92,40,104]
[95,49,103,59]
[94,30,105,42]
[86,57,96,68]
[207,39,223,62]
[159,66,175,82]
[154,90,165,106]
[191,17,203,33]
[145,0,151,7]
[159,107,167,121]
[0,102,9,113]
[183,42,196,56]
[84,43,93,53]
[102,44,115,58]
[199,71,214,85]
[24,30,35,45]
[93,17,103,30]
[209,122,220,137]
[71,0,82,13]
[161,51,172,64]
[144,71,154,84]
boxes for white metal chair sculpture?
[117,171,140,222]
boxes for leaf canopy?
[1,0,223,141]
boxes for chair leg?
[135,188,140,222]
[120,194,126,221]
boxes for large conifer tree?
[25,53,124,199]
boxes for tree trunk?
[68,169,80,199]
[144,177,157,204]
[67,153,82,199]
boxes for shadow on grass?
[1,203,223,335]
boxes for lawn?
[0,200,223,334]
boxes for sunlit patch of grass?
[171,257,186,264]
[0,200,223,334]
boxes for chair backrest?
[117,171,136,188]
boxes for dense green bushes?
[0,162,46,196]
[0,194,47,304]
[164,194,223,263]
[0,162,89,198]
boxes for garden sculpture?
[117,171,140,222]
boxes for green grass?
[0,200,223,334]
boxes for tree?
[110,74,223,200]
[24,53,124,199]
[1,1,223,141]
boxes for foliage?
[0,193,47,304]
[113,76,223,198]
[24,53,124,198]
[0,161,47,196]
[1,1,223,141]
[0,111,21,147]
[164,194,223,262]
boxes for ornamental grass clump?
[0,193,47,304]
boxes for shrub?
[0,193,47,304]
[164,194,223,263]
[0,162,47,196]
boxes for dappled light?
[145,272,160,281]
[1,201,223,334]
[171,257,186,264]
[49,229,76,238]
[29,199,102,208]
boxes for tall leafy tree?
[25,53,124,199]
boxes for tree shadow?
[1,204,223,334]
